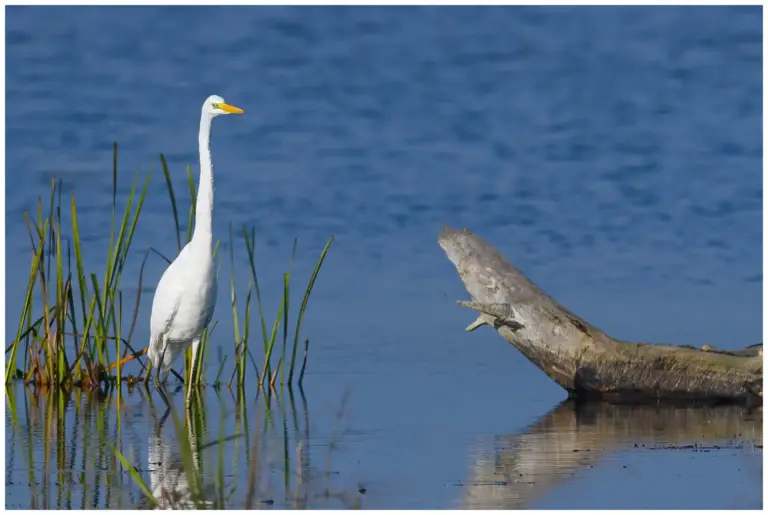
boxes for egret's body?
[145,95,243,379]
[147,239,217,372]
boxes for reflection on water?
[462,401,763,509]
[4,383,364,509]
[144,396,201,510]
[8,379,762,509]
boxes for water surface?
[5,5,763,509]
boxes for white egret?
[109,95,243,389]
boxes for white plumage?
[146,95,244,381]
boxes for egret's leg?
[156,337,170,385]
[155,364,163,386]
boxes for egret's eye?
[211,102,219,109]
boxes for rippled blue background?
[5,6,762,509]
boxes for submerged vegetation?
[5,143,333,391]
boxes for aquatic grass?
[242,228,271,377]
[7,143,333,392]
[289,236,333,384]
[229,223,247,388]
[281,239,297,387]
[299,338,311,388]
[258,299,283,388]
[185,165,197,246]
[159,154,181,254]
[6,217,48,383]
[112,447,158,507]
[229,227,333,389]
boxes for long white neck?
[193,113,214,249]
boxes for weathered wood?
[438,226,763,403]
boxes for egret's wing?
[200,274,218,330]
[149,261,183,339]
[147,259,186,370]
[149,251,188,339]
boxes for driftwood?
[461,401,762,509]
[438,227,763,404]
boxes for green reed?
[232,225,333,389]
[5,143,151,389]
[6,143,332,391]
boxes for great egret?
[109,95,244,389]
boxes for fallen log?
[438,226,763,404]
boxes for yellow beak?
[217,102,244,114]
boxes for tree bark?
[438,226,762,404]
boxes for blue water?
[5,5,763,509]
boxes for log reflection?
[461,401,762,509]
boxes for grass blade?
[299,339,310,388]
[185,165,196,245]
[71,195,91,346]
[6,221,47,384]
[260,300,283,387]
[213,355,228,387]
[160,154,181,253]
[281,273,289,386]
[242,227,270,378]
[229,223,242,384]
[111,445,158,507]
[288,236,333,384]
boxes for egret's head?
[203,95,244,118]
